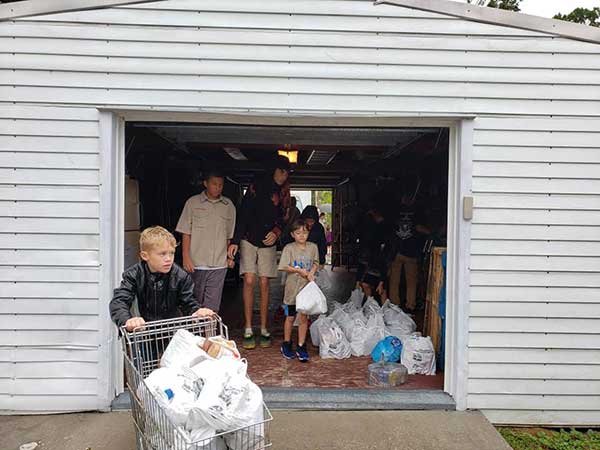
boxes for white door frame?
[98,110,474,410]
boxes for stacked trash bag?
[140,330,265,450]
[309,288,436,376]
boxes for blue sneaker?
[296,344,309,362]
[281,341,295,360]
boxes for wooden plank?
[2,84,600,117]
[119,0,447,19]
[475,130,600,148]
[468,394,600,410]
[3,52,600,86]
[0,201,99,218]
[469,332,600,349]
[4,38,600,72]
[470,255,600,272]
[475,117,600,132]
[0,234,99,250]
[471,270,600,288]
[482,410,600,426]
[471,224,600,242]
[474,162,600,179]
[471,240,600,257]
[0,218,99,234]
[469,348,600,365]
[0,135,98,153]
[0,103,99,121]
[0,185,99,202]
[0,330,98,346]
[0,168,98,186]
[26,10,547,37]
[0,250,99,267]
[0,282,98,298]
[0,267,99,283]
[0,347,98,363]
[474,146,600,164]
[473,194,600,211]
[473,209,600,226]
[473,177,600,195]
[0,298,98,315]
[5,20,597,54]
[3,395,99,412]
[0,152,99,170]
[470,302,600,319]
[469,379,600,395]
[470,317,600,334]
[5,69,600,102]
[12,378,98,396]
[0,314,99,331]
[470,285,600,301]
[0,119,98,138]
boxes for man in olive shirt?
[176,169,236,313]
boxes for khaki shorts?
[239,240,278,278]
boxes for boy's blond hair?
[139,226,177,252]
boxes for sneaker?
[296,344,309,362]
[242,332,256,350]
[259,332,272,348]
[280,341,295,360]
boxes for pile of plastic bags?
[141,330,265,450]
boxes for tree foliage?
[554,7,600,27]
[466,0,521,12]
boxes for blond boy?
[110,226,213,332]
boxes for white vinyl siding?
[0,0,598,423]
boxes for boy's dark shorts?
[283,304,297,317]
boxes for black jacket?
[301,206,327,265]
[232,174,289,248]
[109,261,199,327]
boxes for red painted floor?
[220,267,444,391]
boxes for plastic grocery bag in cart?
[296,281,328,316]
[401,335,436,375]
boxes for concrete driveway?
[2,410,511,450]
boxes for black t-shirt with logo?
[392,204,425,258]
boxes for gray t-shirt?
[278,242,319,305]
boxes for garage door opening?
[122,122,450,393]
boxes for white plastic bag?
[348,313,369,356]
[362,313,386,356]
[401,335,436,375]
[143,367,201,427]
[296,281,328,316]
[160,329,209,369]
[318,321,351,359]
[362,297,381,319]
[349,288,364,310]
[225,382,265,450]
[329,306,353,338]
[309,315,329,347]
[381,300,416,338]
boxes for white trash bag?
[329,306,353,338]
[349,288,364,310]
[296,281,328,316]
[381,300,416,338]
[362,297,381,319]
[401,335,436,375]
[309,315,329,347]
[318,321,351,359]
[348,313,369,356]
[225,382,265,450]
[363,313,386,355]
[160,329,210,369]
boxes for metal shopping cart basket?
[121,315,273,450]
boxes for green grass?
[498,428,600,450]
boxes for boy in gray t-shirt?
[277,219,319,362]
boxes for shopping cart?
[121,315,273,450]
